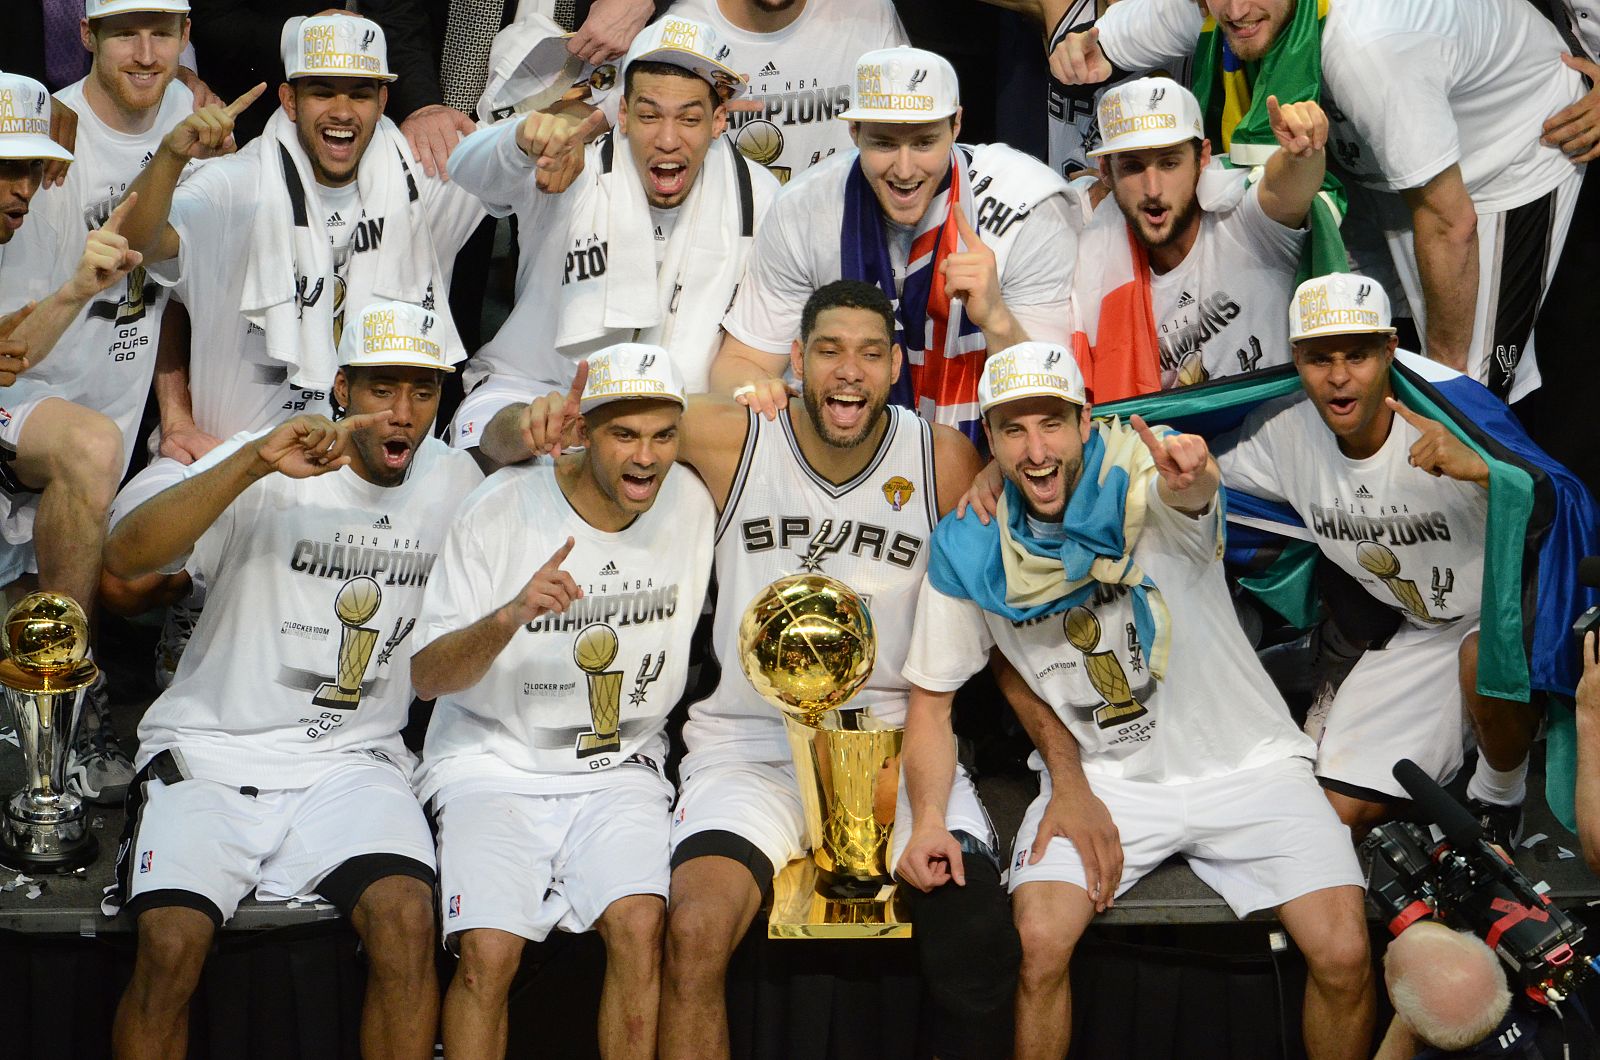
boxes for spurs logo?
[1236,336,1263,372]
[1044,349,1062,371]
[715,44,731,62]
[36,91,46,114]
[420,313,434,336]
[1148,87,1166,109]
[1430,567,1455,610]
[909,69,928,91]
[375,617,415,667]
[798,519,852,572]
[638,353,657,372]
[1495,343,1521,376]
[1355,283,1372,305]
[296,275,325,310]
[629,651,665,707]
[359,29,375,52]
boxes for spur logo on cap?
[282,15,397,82]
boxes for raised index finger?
[225,82,268,119]
[1266,94,1284,128]
[101,192,137,235]
[1129,414,1167,458]
[541,535,576,572]
[565,358,590,417]
[1384,396,1432,430]
[952,205,986,248]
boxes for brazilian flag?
[1101,354,1600,827]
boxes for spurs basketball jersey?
[134,435,483,788]
[414,462,716,804]
[685,406,938,762]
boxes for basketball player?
[902,341,1373,1059]
[663,0,908,184]
[504,281,1004,1060]
[3,0,198,803]
[1071,76,1324,399]
[1214,273,1531,844]
[709,46,1075,447]
[445,14,781,463]
[101,299,479,1060]
[411,344,713,1059]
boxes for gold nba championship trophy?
[0,592,100,872]
[314,576,383,709]
[739,574,910,939]
[1355,541,1441,625]
[574,622,624,757]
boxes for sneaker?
[1303,679,1336,745]
[64,679,134,806]
[1466,798,1525,852]
[154,601,201,690]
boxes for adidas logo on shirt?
[758,61,780,77]
[328,211,347,227]
[1354,485,1373,499]
[373,514,392,529]
[599,561,619,576]
[1176,291,1196,308]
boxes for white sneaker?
[1303,679,1336,746]
[64,677,134,806]
[154,601,201,690]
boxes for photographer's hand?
[1575,631,1600,875]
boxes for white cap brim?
[0,134,73,164]
[580,389,686,415]
[1085,132,1201,158]
[978,385,1085,414]
[837,104,958,124]
[87,1,191,17]
[341,353,455,372]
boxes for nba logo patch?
[673,805,686,826]
[0,407,12,429]
[139,851,154,874]
[459,420,474,438]
[447,894,460,919]
[1013,849,1026,872]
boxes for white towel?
[555,134,750,392]
[240,108,464,390]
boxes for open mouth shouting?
[823,391,869,433]
[379,436,413,471]
[1323,394,1360,423]
[320,125,359,165]
[647,158,689,201]
[619,468,658,504]
[1017,462,1065,509]
[1138,198,1171,232]
[1,205,27,234]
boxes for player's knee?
[665,894,742,975]
[132,912,212,999]
[358,884,435,977]
[908,856,1020,1017]
[55,408,123,502]
[1301,917,1372,993]
[1015,901,1079,986]
[599,894,665,962]
[454,930,525,996]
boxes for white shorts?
[437,765,673,944]
[108,455,189,531]
[1317,619,1477,800]
[672,747,993,875]
[0,386,70,584]
[118,755,435,924]
[1008,756,1362,918]
[448,375,543,450]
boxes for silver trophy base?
[0,787,98,874]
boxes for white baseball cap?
[1289,273,1397,343]
[580,343,687,415]
[478,15,617,124]
[0,73,72,164]
[281,15,396,83]
[620,15,746,100]
[338,301,455,373]
[978,342,1087,414]
[85,0,190,18]
[1087,76,1204,158]
[838,46,959,124]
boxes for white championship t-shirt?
[158,132,484,438]
[667,0,908,184]
[1147,183,1306,389]
[414,462,716,803]
[723,146,1076,357]
[134,435,484,788]
[0,80,193,468]
[1215,375,1488,630]
[904,482,1314,782]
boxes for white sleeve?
[999,193,1076,346]
[412,507,498,655]
[164,158,251,287]
[446,118,547,219]
[721,190,820,355]
[1230,183,1308,267]
[1213,410,1291,505]
[901,577,994,692]
[419,164,490,263]
[1322,30,1459,191]
[1095,0,1203,74]
[1142,475,1222,566]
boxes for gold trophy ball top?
[0,591,98,693]
[733,120,784,166]
[1063,606,1101,652]
[1355,541,1401,578]
[738,574,875,727]
[334,576,383,626]
[573,622,620,673]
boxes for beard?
[1117,189,1202,251]
[801,375,889,450]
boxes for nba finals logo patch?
[139,851,154,874]
[447,894,460,918]
[881,476,915,512]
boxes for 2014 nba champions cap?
[0,73,72,164]
[580,343,687,414]
[1289,273,1397,343]
[978,342,1088,413]
[339,301,456,372]
[281,14,396,83]
[1087,76,1204,158]
[838,46,959,124]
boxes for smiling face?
[0,159,45,244]
[984,396,1092,521]
[618,68,725,210]
[792,304,901,450]
[576,400,683,519]
[849,114,960,228]
[1293,332,1399,457]
[333,365,441,486]
[83,12,188,122]
[1102,140,1207,258]
[1205,0,1295,63]
[280,77,387,188]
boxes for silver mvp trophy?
[0,592,100,873]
